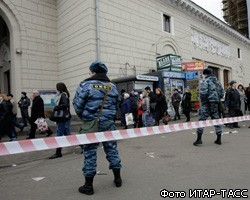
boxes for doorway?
[4,70,10,94]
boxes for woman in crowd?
[121,93,131,129]
[137,93,144,128]
[181,88,192,122]
[142,90,152,127]
[155,88,168,125]
[49,82,71,159]
[237,84,246,115]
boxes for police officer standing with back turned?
[193,68,224,146]
[73,61,122,195]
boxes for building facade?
[1,0,250,114]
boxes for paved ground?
[0,114,250,200]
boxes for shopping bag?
[35,117,48,131]
[146,114,155,126]
[125,113,134,126]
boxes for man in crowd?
[18,92,31,127]
[225,81,241,129]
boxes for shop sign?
[136,75,159,81]
[182,61,204,71]
[156,54,182,71]
[162,71,185,79]
[185,72,197,80]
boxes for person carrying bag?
[49,82,71,159]
[79,82,110,134]
[73,61,122,195]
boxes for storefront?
[156,54,185,107]
[112,74,159,94]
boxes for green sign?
[156,54,182,72]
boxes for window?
[237,48,241,59]
[163,14,171,33]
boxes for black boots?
[194,134,222,146]
[78,177,94,195]
[79,170,122,195]
[214,134,222,145]
[49,148,62,159]
[193,133,202,146]
[113,169,122,187]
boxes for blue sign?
[185,72,197,80]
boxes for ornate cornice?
[166,0,250,46]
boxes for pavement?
[0,113,250,200]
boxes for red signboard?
[182,61,204,71]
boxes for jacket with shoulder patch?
[200,75,224,104]
[73,73,120,122]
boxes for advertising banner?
[182,61,204,72]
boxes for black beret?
[89,61,108,74]
[203,68,213,75]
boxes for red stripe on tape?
[45,137,59,149]
[18,140,36,153]
[86,133,99,143]
[168,124,176,132]
[119,129,130,139]
[0,143,10,156]
[134,128,143,137]
[67,135,80,146]
[104,131,115,141]
[146,127,154,135]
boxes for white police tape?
[0,116,249,156]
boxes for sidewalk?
[0,112,199,142]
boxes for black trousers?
[229,108,238,127]
[173,106,180,119]
[28,122,53,138]
[20,109,30,126]
[183,111,190,121]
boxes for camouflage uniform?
[196,75,224,136]
[73,73,121,177]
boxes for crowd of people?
[119,86,193,129]
[1,61,250,195]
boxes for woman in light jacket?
[121,93,131,129]
[237,84,246,114]
[49,82,71,159]
[142,90,151,127]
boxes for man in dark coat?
[225,81,241,129]
[18,92,31,126]
[181,88,192,122]
[27,91,53,139]
[171,89,181,120]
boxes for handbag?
[79,82,110,134]
[50,92,71,122]
[49,109,70,122]
[162,113,171,125]
[125,113,134,126]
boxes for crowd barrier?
[0,116,249,156]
